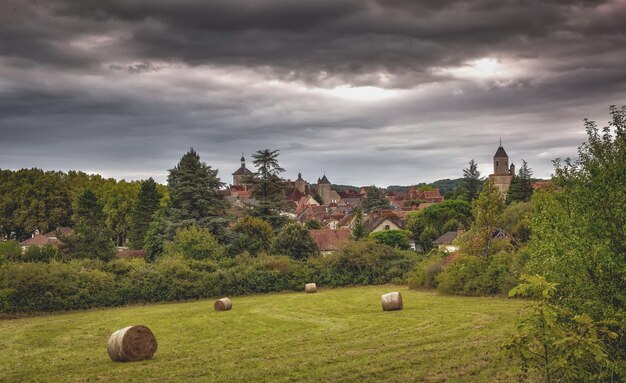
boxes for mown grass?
[0,285,527,382]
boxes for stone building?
[232,155,253,186]
[489,142,515,194]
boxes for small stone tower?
[232,154,253,186]
[295,173,306,194]
[489,141,515,194]
[318,175,331,204]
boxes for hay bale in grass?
[305,283,317,293]
[107,325,157,362]
[214,297,232,311]
[381,292,403,311]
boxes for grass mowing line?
[0,285,527,383]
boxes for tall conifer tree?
[128,178,162,249]
[166,148,228,237]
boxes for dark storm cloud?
[0,0,625,185]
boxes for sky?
[1,0,625,187]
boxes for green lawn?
[0,286,527,382]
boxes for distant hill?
[332,184,361,192]
[387,178,464,195]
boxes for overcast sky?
[1,0,625,186]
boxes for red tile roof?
[309,229,351,251]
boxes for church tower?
[318,175,331,204]
[489,141,515,194]
[295,173,306,194]
[232,154,253,186]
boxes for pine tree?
[462,159,483,202]
[246,149,288,228]
[166,148,228,237]
[60,189,116,261]
[362,186,390,212]
[506,160,533,204]
[127,178,162,249]
[351,207,366,240]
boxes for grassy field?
[0,285,527,382]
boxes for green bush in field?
[408,252,446,289]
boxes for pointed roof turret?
[319,175,331,185]
[297,172,303,181]
[494,145,508,158]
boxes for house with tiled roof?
[20,227,73,252]
[309,229,351,254]
[433,230,462,252]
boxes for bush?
[164,225,225,260]
[0,241,22,262]
[369,230,410,249]
[408,253,445,289]
[22,245,59,263]
[272,223,319,260]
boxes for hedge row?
[0,241,418,314]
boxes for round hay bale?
[304,283,317,293]
[381,292,403,311]
[107,325,157,362]
[214,297,232,311]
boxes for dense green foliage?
[272,222,319,260]
[369,229,410,249]
[460,159,483,202]
[506,160,533,204]
[525,106,626,376]
[230,216,274,256]
[0,240,417,314]
[361,186,390,212]
[127,178,162,249]
[504,275,616,382]
[59,189,116,261]
[406,200,472,251]
[245,149,288,228]
[166,148,228,238]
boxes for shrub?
[164,225,224,260]
[369,230,410,249]
[408,253,445,289]
[0,241,22,262]
[272,223,319,260]
[22,245,59,263]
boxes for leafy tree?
[406,200,472,251]
[369,230,410,250]
[272,222,319,260]
[362,186,390,212]
[504,275,616,382]
[304,220,322,230]
[0,240,21,262]
[527,106,626,375]
[102,180,139,246]
[230,216,274,256]
[163,225,224,260]
[461,159,483,202]
[166,148,228,237]
[246,149,288,228]
[506,160,533,204]
[499,201,532,243]
[143,208,167,262]
[128,178,162,249]
[60,189,116,261]
[471,178,505,255]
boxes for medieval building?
[232,155,253,186]
[489,142,515,194]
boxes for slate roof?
[494,146,508,158]
[433,231,459,245]
[232,165,253,176]
[319,175,331,184]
